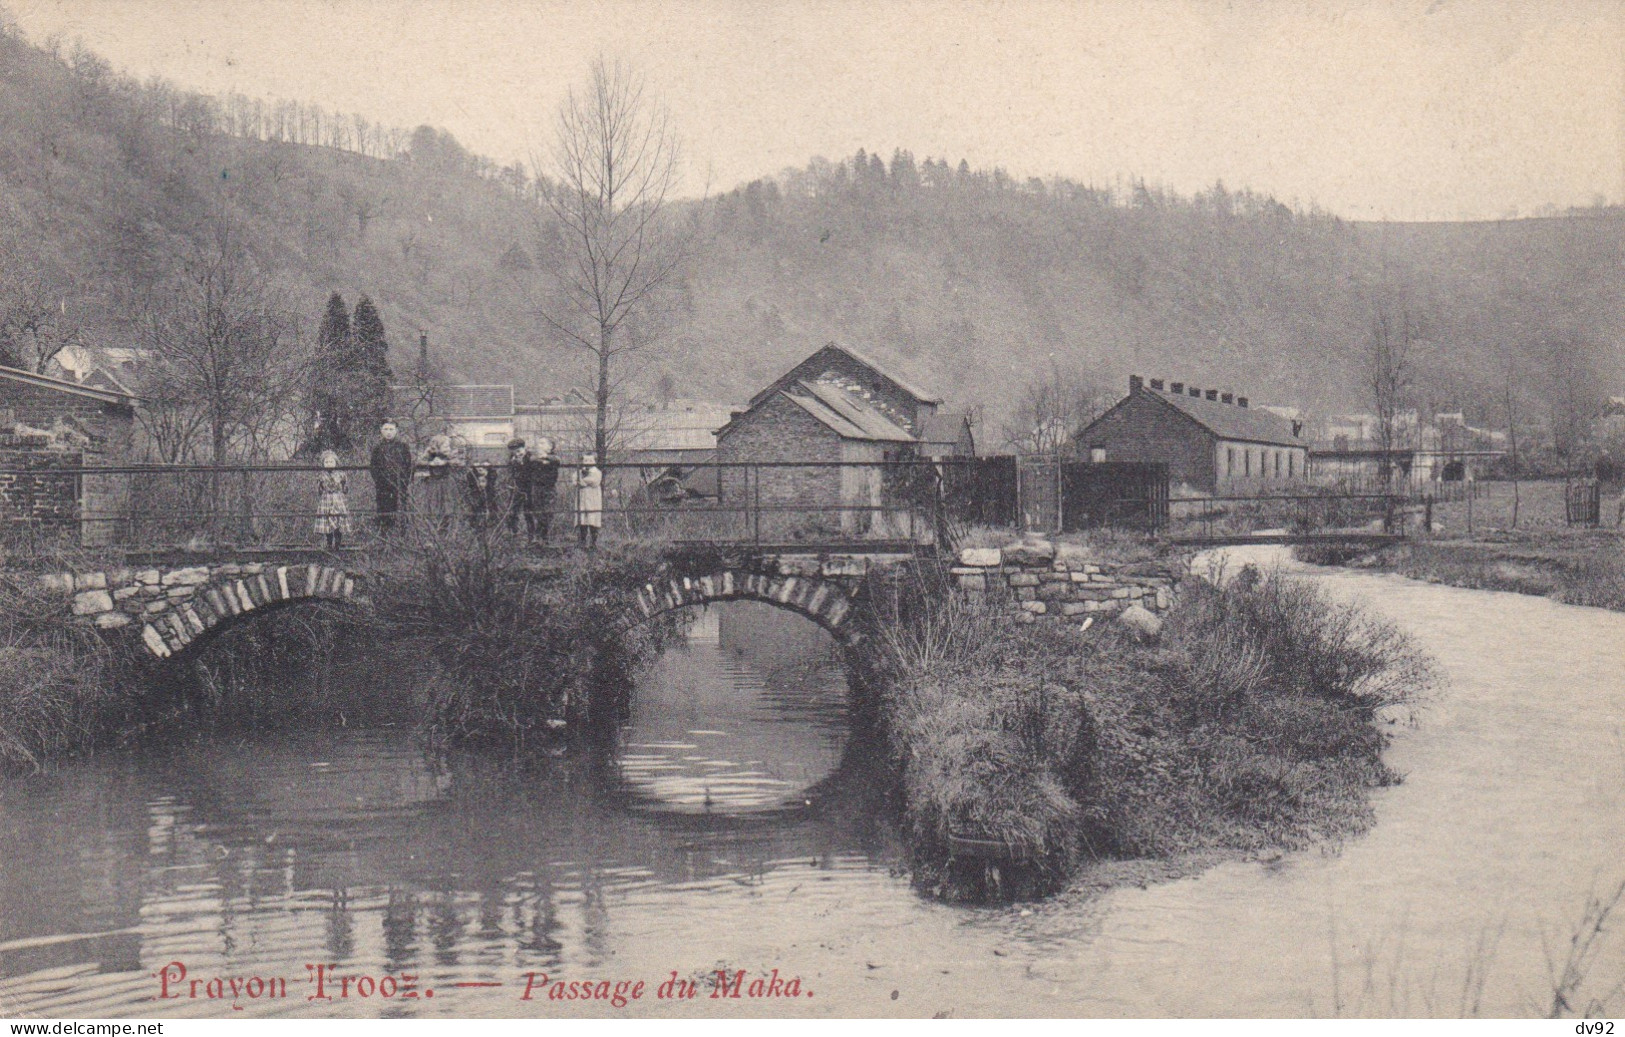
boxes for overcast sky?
[10,0,1624,220]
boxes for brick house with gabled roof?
[714,343,970,538]
[0,364,137,545]
[1075,376,1308,495]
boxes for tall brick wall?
[0,440,83,539]
[0,377,135,546]
[716,394,842,536]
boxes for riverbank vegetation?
[1297,531,1625,613]
[0,572,131,770]
[0,533,683,771]
[859,561,1432,901]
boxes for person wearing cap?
[574,452,603,549]
[506,437,560,541]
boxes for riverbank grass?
[1298,531,1625,613]
[863,562,1432,900]
[0,573,132,771]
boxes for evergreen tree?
[351,295,392,379]
[307,292,352,454]
[348,294,394,439]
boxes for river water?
[2,555,1623,1018]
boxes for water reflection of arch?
[7,726,899,993]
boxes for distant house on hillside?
[1073,375,1307,495]
[714,343,973,537]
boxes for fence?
[0,459,971,554]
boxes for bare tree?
[0,273,86,374]
[1545,331,1601,478]
[1501,353,1522,528]
[1001,365,1107,455]
[135,226,308,467]
[534,57,693,463]
[1367,302,1417,489]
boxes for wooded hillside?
[3,27,1619,445]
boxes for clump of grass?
[0,573,132,772]
[365,529,683,753]
[858,560,1432,901]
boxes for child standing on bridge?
[314,450,353,551]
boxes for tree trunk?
[594,329,611,464]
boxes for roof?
[919,412,971,446]
[1084,386,1305,448]
[781,381,916,442]
[392,384,514,418]
[0,364,136,406]
[748,343,943,409]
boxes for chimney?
[1170,382,1184,394]
[1221,392,1233,405]
[1188,386,1200,398]
[1237,396,1249,408]
[1150,378,1165,391]
[1129,375,1144,394]
[418,332,430,380]
[1291,419,1304,438]
[1205,389,1218,401]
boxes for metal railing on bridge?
[0,459,988,555]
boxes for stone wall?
[716,393,842,537]
[40,561,361,658]
[949,538,1184,626]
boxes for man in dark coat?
[507,437,561,541]
[369,420,414,534]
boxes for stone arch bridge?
[42,541,1184,664]
[47,560,363,660]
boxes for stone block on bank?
[958,547,1002,568]
[956,573,986,592]
[1020,600,1047,614]
[75,572,107,591]
[72,589,113,615]
[94,611,132,630]
[136,569,161,586]
[38,573,74,593]
[1117,603,1163,640]
[1003,539,1056,565]
[1007,573,1040,587]
[161,567,209,587]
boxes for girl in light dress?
[314,450,353,550]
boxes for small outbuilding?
[0,364,137,545]
[1074,376,1308,495]
[714,343,970,538]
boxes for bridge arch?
[620,569,864,643]
[134,563,363,660]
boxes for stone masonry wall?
[40,561,360,659]
[949,538,1184,625]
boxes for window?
[1227,446,1235,476]
[1275,451,1282,478]
[1288,452,1296,478]
[1244,449,1251,477]
[1089,447,1106,463]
